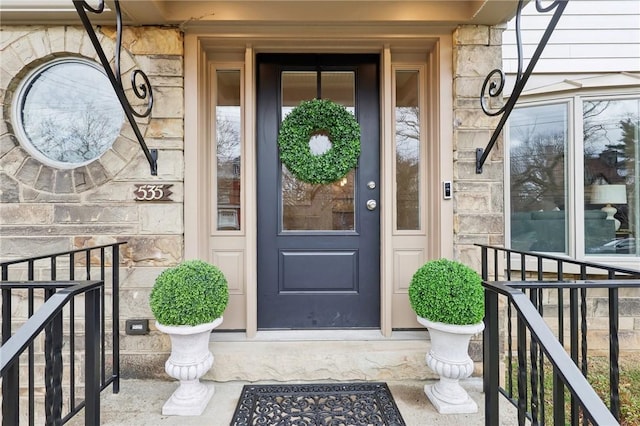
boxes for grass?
[588,355,640,426]
[506,353,640,425]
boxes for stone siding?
[452,25,505,270]
[0,25,184,377]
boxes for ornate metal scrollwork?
[72,0,157,175]
[476,0,568,173]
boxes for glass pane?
[282,72,317,107]
[395,70,421,230]
[584,98,639,256]
[509,103,568,253]
[281,71,356,231]
[283,167,356,231]
[216,70,241,231]
[321,72,355,107]
[19,59,123,166]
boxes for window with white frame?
[11,57,123,169]
[508,94,639,259]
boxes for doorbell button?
[443,181,452,199]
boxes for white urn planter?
[156,316,223,416]
[418,316,485,414]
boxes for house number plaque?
[133,184,173,201]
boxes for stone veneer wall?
[0,25,183,378]
[452,25,505,271]
[451,25,506,363]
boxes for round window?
[11,58,124,169]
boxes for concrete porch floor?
[68,331,520,425]
[68,378,520,426]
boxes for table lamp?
[590,184,627,231]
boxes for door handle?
[366,199,377,211]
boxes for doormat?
[230,382,406,426]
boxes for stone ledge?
[206,340,447,382]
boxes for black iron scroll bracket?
[476,0,568,174]
[72,0,157,175]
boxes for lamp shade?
[590,184,627,205]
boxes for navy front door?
[256,54,381,329]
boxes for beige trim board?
[381,46,394,336]
[184,30,452,337]
[184,35,209,261]
[2,2,519,26]
[244,46,258,337]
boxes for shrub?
[149,260,229,326]
[408,258,484,325]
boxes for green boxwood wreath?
[278,98,361,184]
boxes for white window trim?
[505,89,640,271]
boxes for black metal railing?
[479,244,640,426]
[0,242,125,425]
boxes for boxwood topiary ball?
[149,259,229,326]
[277,98,361,185]
[408,258,484,325]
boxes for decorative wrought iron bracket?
[476,0,568,174]
[72,0,157,175]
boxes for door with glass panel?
[256,54,380,329]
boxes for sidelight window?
[394,69,422,231]
[215,69,242,231]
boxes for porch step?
[204,330,469,382]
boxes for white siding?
[503,0,640,74]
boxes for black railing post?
[529,289,539,425]
[100,248,107,387]
[112,245,121,394]
[69,296,76,409]
[516,316,528,425]
[580,265,589,380]
[507,302,513,398]
[483,289,499,426]
[1,265,19,426]
[482,246,499,426]
[85,286,102,425]
[609,284,620,421]
[1,360,19,426]
[569,287,579,423]
[27,261,36,423]
[43,288,63,426]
